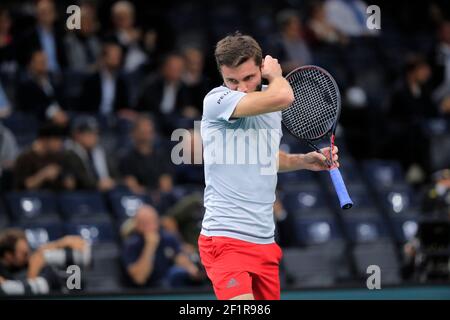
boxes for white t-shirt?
[200,85,282,244]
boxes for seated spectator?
[120,115,173,195]
[267,9,312,73]
[80,42,133,119]
[17,0,67,74]
[174,128,204,186]
[421,169,450,217]
[13,124,74,191]
[431,21,450,114]
[109,1,147,74]
[306,0,348,46]
[0,228,90,295]
[181,46,210,118]
[64,2,101,73]
[0,122,19,191]
[121,205,202,288]
[0,81,11,118]
[65,116,119,192]
[386,55,436,179]
[0,7,16,92]
[324,0,379,37]
[136,53,193,134]
[16,50,68,127]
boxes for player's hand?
[261,55,282,82]
[303,146,339,171]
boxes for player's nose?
[237,85,248,93]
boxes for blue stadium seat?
[362,159,407,190]
[0,200,9,229]
[65,222,117,244]
[19,223,65,250]
[278,169,317,188]
[281,185,334,218]
[107,191,152,222]
[5,192,60,223]
[389,215,419,244]
[342,215,391,244]
[379,186,420,216]
[2,111,38,148]
[295,216,343,246]
[58,192,110,223]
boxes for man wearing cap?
[65,116,119,191]
[13,123,74,191]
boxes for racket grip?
[329,168,353,209]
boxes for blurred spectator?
[174,128,204,185]
[18,0,67,73]
[136,53,193,134]
[16,50,68,127]
[0,81,11,118]
[386,55,436,178]
[431,21,450,115]
[268,9,312,73]
[110,1,147,74]
[0,122,19,189]
[80,42,134,119]
[120,115,174,197]
[13,124,74,191]
[181,46,210,118]
[306,0,348,46]
[421,169,450,217]
[0,228,90,295]
[64,3,101,73]
[0,7,16,74]
[65,116,119,192]
[324,0,378,37]
[121,205,202,288]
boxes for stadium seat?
[19,223,65,250]
[362,159,407,190]
[2,111,38,148]
[390,215,419,244]
[58,192,111,223]
[107,191,152,222]
[351,240,402,285]
[379,186,420,216]
[342,215,391,244]
[282,185,334,218]
[278,169,318,188]
[282,241,352,288]
[295,216,343,246]
[5,191,60,224]
[65,222,123,292]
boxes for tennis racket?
[282,65,353,209]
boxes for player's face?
[221,59,262,93]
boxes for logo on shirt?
[217,90,231,105]
[226,278,239,288]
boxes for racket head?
[282,65,341,141]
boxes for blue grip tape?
[329,168,353,209]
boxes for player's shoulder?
[204,85,231,103]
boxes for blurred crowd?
[0,0,450,294]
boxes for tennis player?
[198,32,339,300]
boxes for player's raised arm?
[231,55,294,118]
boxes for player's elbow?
[277,88,294,110]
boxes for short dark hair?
[38,123,65,139]
[0,228,26,259]
[214,32,262,70]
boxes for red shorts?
[198,234,283,300]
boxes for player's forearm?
[231,77,294,117]
[277,151,306,172]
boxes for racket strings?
[282,68,339,140]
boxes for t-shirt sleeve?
[203,87,246,121]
